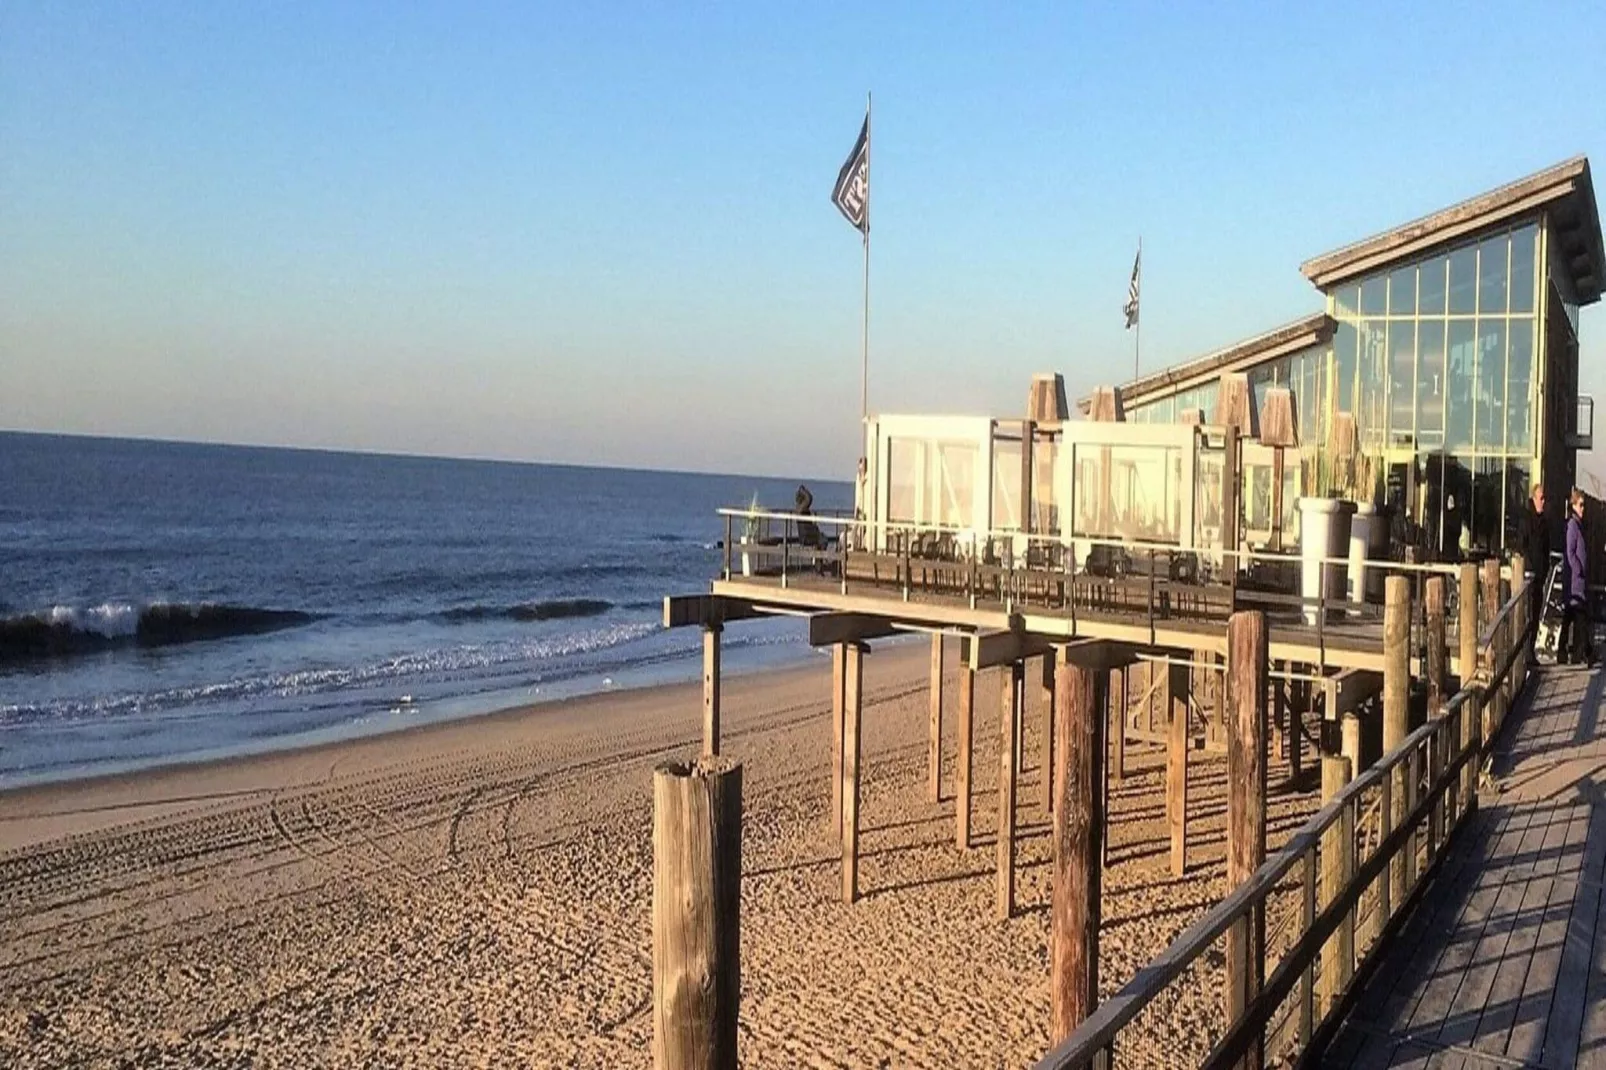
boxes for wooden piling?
[1481,557,1502,741]
[1459,563,1480,811]
[1051,653,1105,1041]
[1425,576,1447,714]
[1340,713,1362,778]
[702,624,722,757]
[653,757,742,1070]
[1318,756,1354,1016]
[1041,654,1056,815]
[1165,659,1190,877]
[831,643,844,840]
[1384,576,1410,910]
[842,643,864,903]
[1111,666,1127,782]
[928,634,943,803]
[998,660,1023,919]
[957,663,975,849]
[1225,610,1268,1070]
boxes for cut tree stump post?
[830,643,844,840]
[1318,755,1354,1017]
[1164,658,1190,877]
[957,662,975,849]
[1225,610,1268,1070]
[998,659,1024,919]
[702,624,722,757]
[841,642,865,903]
[928,634,943,803]
[1384,576,1410,910]
[653,757,742,1070]
[1051,651,1106,1041]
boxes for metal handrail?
[1032,578,1530,1070]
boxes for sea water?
[0,432,847,786]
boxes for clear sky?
[4,2,1605,479]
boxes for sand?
[0,643,1322,1068]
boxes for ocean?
[0,432,848,787]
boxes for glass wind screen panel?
[1360,274,1388,316]
[1076,445,1184,542]
[1446,320,1476,449]
[992,439,1022,531]
[1388,320,1416,442]
[1417,320,1446,444]
[1448,245,1477,314]
[1246,462,1272,533]
[888,441,918,523]
[1418,254,1448,315]
[1032,443,1056,534]
[1506,317,1534,453]
[1388,265,1417,316]
[1509,224,1536,315]
[935,442,979,529]
[1478,233,1509,314]
[1475,318,1506,450]
[1194,451,1226,551]
[1334,322,1358,416]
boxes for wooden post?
[1425,576,1447,714]
[1226,610,1268,1070]
[1481,557,1502,742]
[1041,654,1056,815]
[702,624,722,757]
[653,757,742,1070]
[1340,713,1362,779]
[928,634,943,803]
[957,663,975,849]
[1165,659,1190,877]
[1459,563,1480,811]
[1384,575,1410,910]
[1111,666,1127,782]
[1318,756,1354,1016]
[842,643,865,903]
[1274,674,1292,781]
[1051,653,1106,1041]
[998,660,1024,919]
[831,643,844,840]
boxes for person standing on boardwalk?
[1519,483,1549,649]
[1560,487,1597,667]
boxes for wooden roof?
[1300,156,1605,304]
[1077,313,1334,414]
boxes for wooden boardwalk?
[1324,663,1606,1069]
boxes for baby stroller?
[1534,554,1567,665]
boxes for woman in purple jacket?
[1560,487,1597,666]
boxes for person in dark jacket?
[1519,483,1550,645]
[1559,487,1597,666]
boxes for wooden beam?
[928,634,944,803]
[702,625,722,758]
[1165,659,1190,878]
[830,643,844,841]
[1051,652,1105,1041]
[1321,668,1383,720]
[842,642,865,903]
[1225,609,1268,1070]
[664,594,767,629]
[807,612,901,647]
[998,660,1023,919]
[957,663,975,849]
[965,629,1061,670]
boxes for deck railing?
[1030,573,1531,1070]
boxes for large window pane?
[1503,459,1530,552]
[1506,317,1534,452]
[1509,224,1536,315]
[1360,274,1388,316]
[1359,320,1388,445]
[1477,233,1509,314]
[1334,322,1358,416]
[1446,319,1476,449]
[1388,265,1417,316]
[1475,318,1507,450]
[1333,284,1359,319]
[1418,254,1448,314]
[1417,320,1446,445]
[1471,456,1503,553]
[1388,320,1416,443]
[1448,245,1477,314]
[993,439,1022,531]
[1442,454,1475,558]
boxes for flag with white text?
[1124,248,1141,329]
[832,116,869,234]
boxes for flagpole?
[861,92,871,425]
[1133,235,1142,380]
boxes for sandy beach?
[0,642,1321,1068]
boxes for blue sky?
[3,2,1605,478]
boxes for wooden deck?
[1323,663,1606,1069]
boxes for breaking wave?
[437,598,614,624]
[0,603,320,661]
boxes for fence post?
[1384,576,1410,910]
[1319,756,1354,1018]
[842,642,865,903]
[1226,610,1268,1070]
[957,661,975,849]
[1166,659,1190,877]
[702,624,723,757]
[1041,654,1057,815]
[653,758,742,1070]
[1481,557,1501,742]
[998,660,1022,919]
[1051,653,1105,1041]
[1425,576,1447,714]
[928,634,944,803]
[831,643,844,840]
[1112,666,1128,782]
[1459,563,1480,811]
[1298,844,1317,1051]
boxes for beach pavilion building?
[1115,156,1604,559]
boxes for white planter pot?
[1298,498,1356,626]
[1347,503,1375,605]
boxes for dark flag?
[832,116,870,234]
[1124,248,1141,329]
